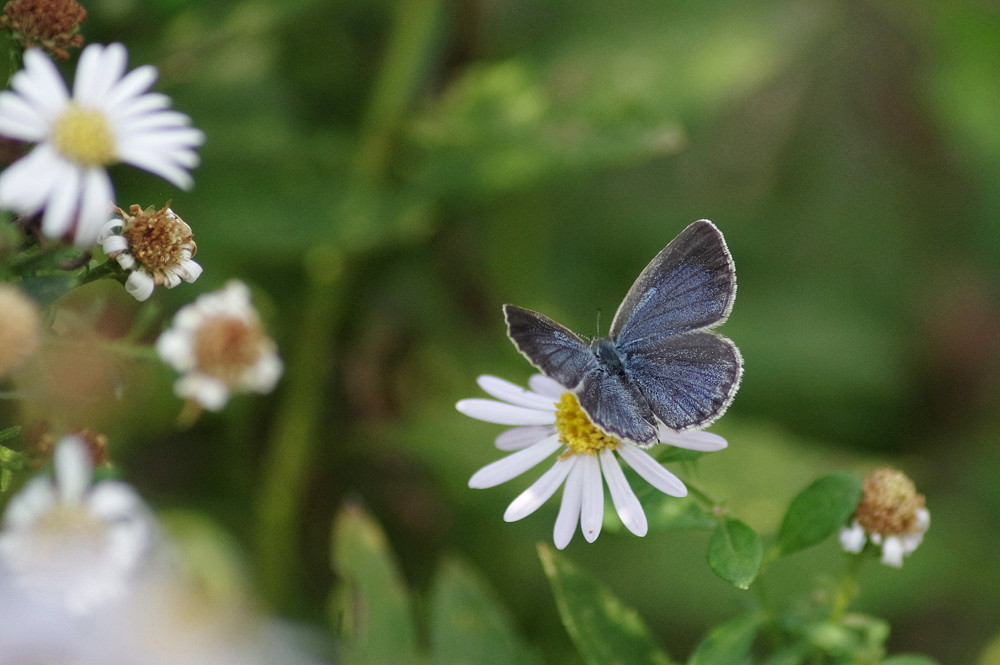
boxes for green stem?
[830,550,868,623]
[253,0,445,609]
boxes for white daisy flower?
[839,467,930,568]
[457,374,727,549]
[0,435,155,614]
[0,42,205,247]
[156,280,283,411]
[97,203,202,301]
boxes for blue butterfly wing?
[503,305,597,389]
[610,220,736,345]
[621,330,742,431]
[576,368,659,444]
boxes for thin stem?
[830,550,868,623]
[253,0,445,611]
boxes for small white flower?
[0,43,204,247]
[156,280,283,411]
[98,204,202,301]
[0,436,154,614]
[839,467,930,568]
[458,374,727,549]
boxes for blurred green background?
[15,0,1000,662]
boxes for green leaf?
[688,614,762,665]
[538,543,674,665]
[881,655,941,665]
[329,503,419,665]
[639,493,716,532]
[428,558,542,665]
[776,473,862,557]
[758,641,811,665]
[707,518,762,589]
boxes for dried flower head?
[98,204,202,301]
[0,0,86,59]
[156,281,283,411]
[0,284,42,378]
[840,467,930,567]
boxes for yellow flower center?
[51,103,116,166]
[194,316,265,385]
[120,206,195,273]
[554,392,620,456]
[854,467,926,536]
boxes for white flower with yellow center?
[458,374,727,549]
[98,204,202,301]
[0,43,204,247]
[0,436,154,615]
[156,280,283,411]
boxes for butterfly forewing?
[622,331,742,431]
[503,305,597,390]
[610,220,735,347]
[576,369,659,444]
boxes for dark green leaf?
[428,558,542,665]
[776,473,862,557]
[688,614,762,665]
[707,518,762,589]
[538,543,674,665]
[329,503,418,665]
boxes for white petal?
[54,437,93,502]
[494,425,554,451]
[600,449,647,536]
[101,234,127,254]
[87,482,146,522]
[40,165,82,240]
[617,443,687,497]
[0,145,62,214]
[13,49,69,119]
[656,427,728,452]
[125,271,155,301]
[75,44,127,104]
[528,374,565,398]
[1,477,56,527]
[177,259,202,283]
[0,92,51,139]
[880,536,905,567]
[475,375,558,410]
[73,168,115,247]
[176,374,230,411]
[456,399,555,426]
[553,459,583,549]
[579,455,604,543]
[839,521,866,553]
[504,458,574,522]
[468,435,561,489]
[104,64,157,111]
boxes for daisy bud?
[839,467,930,567]
[0,0,86,59]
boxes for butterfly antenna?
[595,308,603,338]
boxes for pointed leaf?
[707,518,762,589]
[688,614,762,665]
[538,543,674,665]
[776,473,862,557]
[428,558,542,665]
[329,503,418,665]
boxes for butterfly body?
[504,220,742,447]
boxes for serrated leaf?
[428,558,542,665]
[329,503,418,665]
[707,518,762,589]
[776,473,862,557]
[538,543,674,665]
[688,614,762,665]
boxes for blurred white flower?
[0,43,204,246]
[457,374,727,549]
[839,467,930,568]
[0,436,154,614]
[98,204,202,301]
[156,280,283,411]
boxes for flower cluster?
[840,467,930,567]
[156,281,283,411]
[458,374,727,549]
[0,42,204,247]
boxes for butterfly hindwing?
[622,330,742,431]
[503,304,597,390]
[576,367,659,444]
[610,220,736,348]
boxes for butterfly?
[503,219,743,447]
